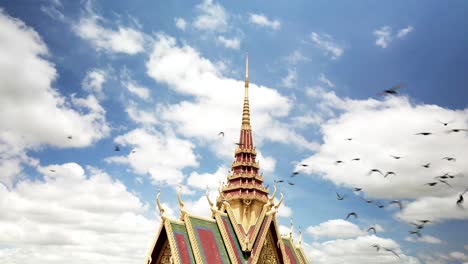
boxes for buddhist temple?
[145,53,309,264]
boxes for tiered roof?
[145,53,309,264]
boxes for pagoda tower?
[145,53,309,264]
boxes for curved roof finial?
[289,217,294,241]
[155,189,166,219]
[177,185,186,220]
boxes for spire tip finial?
[245,50,249,88]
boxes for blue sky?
[0,0,468,263]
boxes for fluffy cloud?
[374,25,414,48]
[306,219,367,239]
[249,13,281,30]
[107,128,198,187]
[310,32,343,59]
[174,17,187,30]
[299,88,468,224]
[306,235,420,264]
[282,68,298,88]
[217,35,240,49]
[82,69,106,96]
[0,162,156,264]
[405,235,444,244]
[73,2,145,54]
[193,0,228,32]
[0,10,109,185]
[284,50,310,65]
[145,33,316,160]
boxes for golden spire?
[242,51,251,129]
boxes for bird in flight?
[67,135,73,139]
[345,212,358,220]
[336,192,346,200]
[371,244,381,251]
[435,173,456,179]
[299,163,309,167]
[437,179,452,188]
[361,197,373,204]
[274,180,284,183]
[114,145,120,152]
[353,187,362,192]
[415,132,432,136]
[389,200,403,210]
[131,150,137,154]
[438,120,453,126]
[448,128,468,133]
[422,163,431,168]
[456,188,468,208]
[287,181,295,186]
[380,83,404,95]
[443,157,456,161]
[419,220,431,224]
[425,182,438,187]
[384,171,396,178]
[345,138,353,141]
[49,169,56,172]
[335,160,344,165]
[409,230,422,238]
[375,202,385,209]
[218,132,224,137]
[291,171,299,177]
[369,169,384,176]
[411,222,425,230]
[390,155,403,160]
[367,227,377,234]
[351,158,361,161]
[383,248,401,259]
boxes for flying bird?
[437,179,452,188]
[383,248,401,259]
[422,163,431,168]
[419,220,431,224]
[274,180,284,183]
[67,135,73,139]
[345,212,358,220]
[114,145,120,152]
[409,230,422,238]
[49,169,56,172]
[443,157,456,161]
[291,171,300,177]
[131,150,137,154]
[425,182,438,186]
[353,187,362,192]
[351,158,361,161]
[299,163,309,167]
[415,132,432,136]
[345,138,353,141]
[390,155,403,160]
[218,132,224,137]
[361,197,373,204]
[389,200,403,210]
[287,181,295,186]
[335,160,344,164]
[411,222,425,230]
[375,202,385,209]
[371,244,381,251]
[367,227,377,234]
[456,188,468,207]
[384,171,396,178]
[438,120,453,126]
[336,192,346,200]
[448,128,468,133]
[369,169,384,176]
[380,83,404,95]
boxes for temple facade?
[145,54,309,264]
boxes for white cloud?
[284,50,310,65]
[397,26,414,38]
[73,2,145,54]
[187,166,228,192]
[193,0,228,32]
[125,103,158,125]
[249,13,280,30]
[306,219,366,239]
[374,25,414,48]
[0,162,156,263]
[405,235,444,244]
[450,251,468,262]
[40,0,65,22]
[145,33,316,160]
[126,82,151,100]
[174,17,187,30]
[318,73,335,88]
[397,195,468,223]
[282,68,297,88]
[310,32,343,59]
[82,69,106,96]
[217,35,240,49]
[107,128,198,188]
[306,235,421,264]
[0,10,109,185]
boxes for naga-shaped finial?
[289,217,294,241]
[275,192,284,210]
[298,226,302,247]
[155,189,166,219]
[177,185,187,220]
[268,183,277,205]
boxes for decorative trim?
[145,217,166,264]
[214,211,242,264]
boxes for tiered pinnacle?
[218,52,269,230]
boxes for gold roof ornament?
[155,189,166,219]
[298,226,303,247]
[289,218,294,242]
[242,51,251,129]
[177,185,187,220]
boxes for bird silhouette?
[345,138,353,141]
[425,182,438,186]
[299,163,309,167]
[411,222,425,230]
[384,171,396,178]
[114,145,120,152]
[351,158,361,161]
[369,169,384,176]
[274,180,284,183]
[380,83,404,95]
[389,200,403,210]
[419,220,431,224]
[371,244,381,251]
[218,132,225,137]
[390,155,403,159]
[415,132,432,136]
[438,120,454,126]
[367,227,377,234]
[335,160,344,164]
[422,163,431,168]
[336,192,346,200]
[437,179,452,188]
[361,197,373,204]
[131,150,137,154]
[456,188,468,207]
[409,230,422,238]
[67,135,73,139]
[287,181,295,186]
[448,128,468,133]
[353,187,362,192]
[291,171,299,177]
[49,169,56,172]
[375,202,385,209]
[443,157,456,161]
[345,212,358,220]
[383,248,401,259]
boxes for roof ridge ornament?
[155,189,166,219]
[177,185,187,220]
